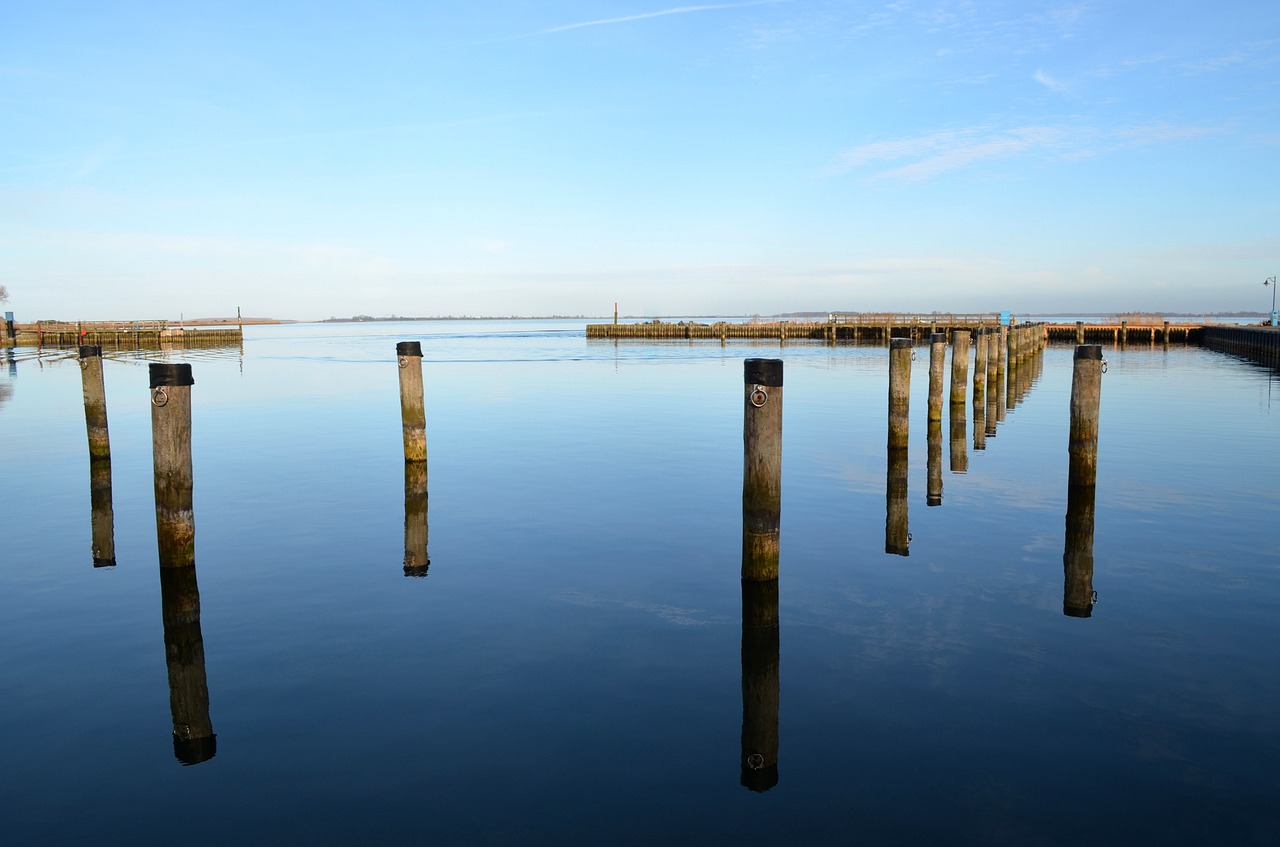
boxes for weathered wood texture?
[79,345,111,460]
[1068,345,1104,487]
[397,342,427,463]
[742,358,782,581]
[150,363,195,569]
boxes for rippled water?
[2,321,1278,845]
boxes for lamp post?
[1266,276,1278,327]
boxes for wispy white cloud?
[1033,69,1070,94]
[829,120,1226,181]
[484,0,790,43]
[828,126,1066,181]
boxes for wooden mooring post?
[1068,345,1104,487]
[150,363,195,569]
[950,329,970,405]
[928,333,945,423]
[973,328,988,406]
[888,338,912,449]
[397,342,427,464]
[79,345,110,461]
[740,578,779,792]
[742,359,782,581]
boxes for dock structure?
[1042,322,1199,344]
[588,313,1008,342]
[1201,325,1280,367]
[586,315,1234,347]
[14,320,242,350]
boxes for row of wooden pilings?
[73,329,1095,783]
[1045,320,1197,345]
[736,328,1101,790]
[76,345,214,764]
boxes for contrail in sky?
[485,0,789,43]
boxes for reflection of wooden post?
[80,345,111,461]
[973,392,986,452]
[1069,345,1103,487]
[740,579,779,792]
[885,447,909,556]
[397,342,427,464]
[927,333,945,423]
[404,461,429,577]
[949,329,970,405]
[927,418,943,506]
[159,564,216,764]
[90,458,116,568]
[150,363,195,569]
[743,359,782,581]
[949,407,968,473]
[888,338,911,450]
[1063,484,1097,617]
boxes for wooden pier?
[11,320,242,350]
[586,315,1228,346]
[587,313,1007,342]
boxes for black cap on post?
[890,338,913,351]
[744,358,783,386]
[79,345,103,359]
[1074,345,1103,360]
[397,341,423,358]
[149,363,194,388]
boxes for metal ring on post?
[749,386,768,408]
[1101,359,1108,374]
[398,356,408,369]
[747,753,765,770]
[152,387,169,408]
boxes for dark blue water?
[2,322,1278,845]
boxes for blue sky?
[3,1,1278,319]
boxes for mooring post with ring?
[396,341,427,464]
[150,362,196,569]
[742,358,782,581]
[79,344,111,461]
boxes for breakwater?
[1201,325,1280,367]
[9,320,242,349]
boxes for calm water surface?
[2,321,1278,845]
